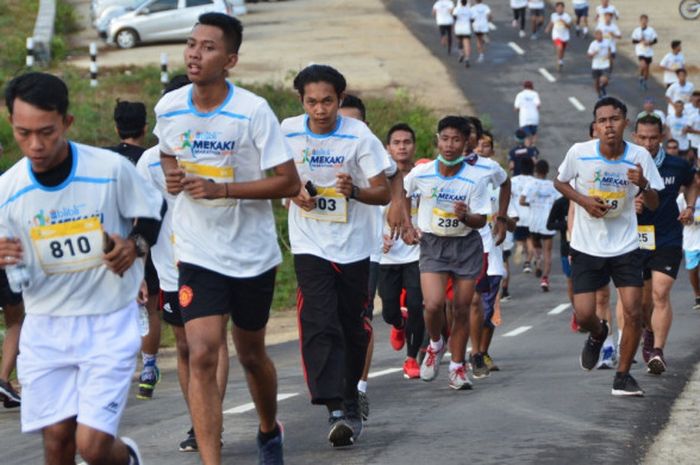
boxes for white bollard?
[160,53,169,86]
[26,37,35,68]
[89,42,98,87]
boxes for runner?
[640,97,666,127]
[678,170,700,310]
[0,276,23,409]
[1,71,164,464]
[587,29,613,98]
[379,123,425,380]
[594,0,619,27]
[546,195,573,309]
[508,128,539,175]
[510,0,528,38]
[528,0,546,40]
[104,100,147,164]
[511,158,536,271]
[659,41,685,88]
[666,100,693,158]
[665,69,695,116]
[688,92,700,162]
[284,64,392,447]
[545,2,573,71]
[554,97,663,396]
[514,81,541,146]
[521,160,561,292]
[572,0,590,37]
[453,0,473,67]
[666,139,680,157]
[405,116,490,390]
[432,0,456,55]
[633,113,696,375]
[596,12,621,73]
[631,14,657,91]
[471,0,492,64]
[156,13,300,464]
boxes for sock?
[429,337,444,352]
[449,361,463,372]
[357,380,367,393]
[258,423,281,444]
[604,335,614,348]
[617,329,623,344]
[583,27,588,34]
[328,409,344,418]
[142,352,157,370]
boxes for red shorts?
[554,38,568,49]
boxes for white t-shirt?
[688,110,700,148]
[667,113,692,150]
[404,160,491,237]
[631,26,657,58]
[524,178,562,235]
[381,194,420,265]
[0,142,163,316]
[283,115,390,264]
[659,52,686,85]
[557,139,664,257]
[511,0,528,8]
[453,4,472,35]
[596,23,621,52]
[666,81,696,115]
[154,82,292,278]
[588,39,612,69]
[528,1,545,10]
[514,89,541,127]
[471,4,491,33]
[678,194,700,251]
[550,12,572,42]
[596,4,619,25]
[136,146,178,292]
[511,174,534,228]
[433,0,455,26]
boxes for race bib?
[430,208,467,237]
[301,187,348,223]
[30,217,104,274]
[637,225,655,251]
[180,160,236,207]
[588,189,626,218]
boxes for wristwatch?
[350,185,360,200]
[129,233,149,258]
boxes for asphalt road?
[2,2,699,464]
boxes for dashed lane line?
[568,96,586,112]
[367,367,403,379]
[538,67,556,83]
[223,392,299,414]
[503,326,533,337]
[508,42,525,55]
[548,303,571,315]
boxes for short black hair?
[197,12,243,53]
[293,64,347,99]
[113,100,146,140]
[676,68,687,76]
[640,14,648,20]
[555,1,564,7]
[589,121,596,138]
[465,116,483,140]
[635,114,663,134]
[5,72,69,116]
[386,123,416,144]
[671,40,682,49]
[163,74,191,95]
[437,116,470,138]
[666,138,679,147]
[520,157,535,175]
[480,130,493,145]
[340,94,366,122]
[535,159,549,175]
[593,96,628,119]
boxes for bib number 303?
[30,217,105,274]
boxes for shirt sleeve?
[491,164,508,187]
[357,131,391,180]
[116,156,163,222]
[557,146,578,183]
[665,85,674,99]
[677,193,687,211]
[639,151,664,191]
[660,53,670,68]
[403,167,418,197]
[514,93,521,109]
[249,101,294,171]
[587,42,596,55]
[469,178,493,216]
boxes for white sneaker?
[420,343,446,382]
[477,53,484,63]
[448,365,473,390]
[596,345,616,370]
[122,437,143,465]
[512,19,518,28]
[519,30,526,38]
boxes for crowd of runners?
[0,1,699,464]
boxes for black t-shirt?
[546,196,570,257]
[103,143,145,165]
[508,144,539,175]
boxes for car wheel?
[116,28,138,49]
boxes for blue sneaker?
[597,345,616,370]
[257,422,284,465]
[137,365,161,400]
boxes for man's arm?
[336,172,391,206]
[386,171,409,239]
[554,178,610,218]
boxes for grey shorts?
[419,231,484,279]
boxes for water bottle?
[138,305,150,337]
[5,263,30,294]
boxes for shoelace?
[425,348,437,367]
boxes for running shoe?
[500,288,511,302]
[257,422,284,465]
[647,348,667,375]
[470,353,490,379]
[477,53,484,63]
[137,365,160,400]
[570,312,580,333]
[693,297,700,310]
[641,329,654,364]
[464,60,470,68]
[458,54,464,63]
[420,343,446,381]
[512,19,518,28]
[345,402,364,441]
[122,437,143,465]
[611,372,644,397]
[390,312,407,351]
[523,261,532,273]
[448,365,473,390]
[535,267,543,278]
[179,428,197,452]
[519,30,527,38]
[403,357,420,379]
[0,379,21,408]
[328,415,354,448]
[357,390,369,421]
[580,321,608,371]
[483,353,499,371]
[597,345,615,369]
[540,276,549,292]
[530,34,537,40]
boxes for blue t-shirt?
[637,152,693,248]
[509,144,539,175]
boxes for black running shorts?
[161,291,183,327]
[570,248,643,294]
[635,246,683,280]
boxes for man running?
[667,100,693,158]
[528,0,546,40]
[660,41,685,88]
[511,0,528,38]
[471,0,492,63]
[453,0,473,67]
[0,271,23,409]
[572,0,590,37]
[1,71,164,464]
[432,0,456,55]
[588,29,612,97]
[665,69,695,116]
[514,81,541,146]
[678,170,700,309]
[545,2,572,71]
[594,0,619,27]
[596,12,621,73]
[634,113,697,375]
[631,14,657,91]
[511,158,536,270]
[157,13,300,464]
[554,97,663,396]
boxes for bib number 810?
[49,236,92,259]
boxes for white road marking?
[367,367,402,379]
[538,67,557,83]
[508,42,525,55]
[223,393,298,414]
[503,325,533,337]
[489,22,497,31]
[548,303,571,315]
[568,96,586,112]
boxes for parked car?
[94,0,144,34]
[91,0,141,22]
[105,0,233,49]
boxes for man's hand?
[679,206,694,225]
[137,280,148,305]
[291,188,316,211]
[382,234,394,254]
[386,201,406,240]
[0,237,23,267]
[182,176,224,200]
[164,167,186,195]
[627,163,648,189]
[581,195,611,218]
[635,196,644,214]
[335,173,354,198]
[492,219,506,246]
[454,201,470,223]
[401,225,421,245]
[104,234,138,276]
